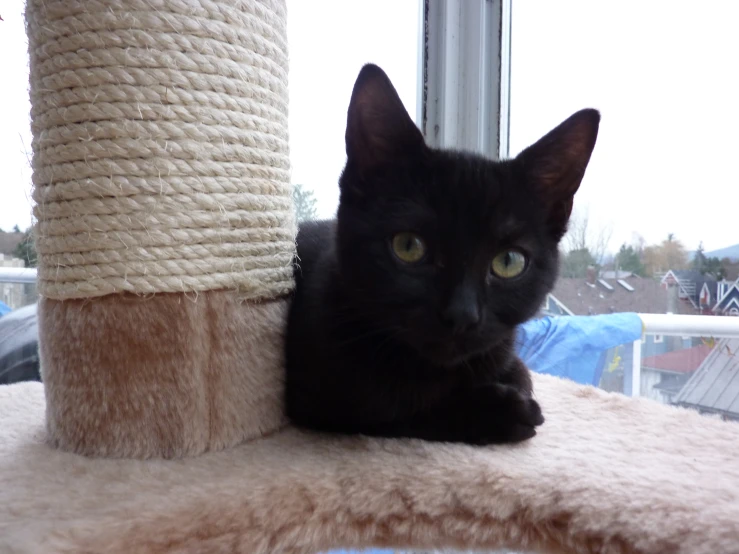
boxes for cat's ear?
[515,109,600,238]
[345,64,426,172]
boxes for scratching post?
[27,0,294,457]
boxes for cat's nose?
[439,289,481,333]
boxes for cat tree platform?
[2,373,738,554]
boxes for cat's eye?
[391,232,426,264]
[491,250,527,279]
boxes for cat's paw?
[471,385,545,445]
[501,388,544,442]
[520,394,545,427]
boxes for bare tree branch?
[562,206,613,265]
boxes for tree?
[615,244,645,276]
[561,247,597,278]
[562,207,613,266]
[692,242,708,273]
[720,257,739,281]
[692,242,725,279]
[13,227,37,268]
[12,224,21,233]
[703,256,726,280]
[642,234,689,276]
[292,183,317,223]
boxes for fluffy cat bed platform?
[2,374,739,554]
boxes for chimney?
[586,265,597,285]
[666,283,678,314]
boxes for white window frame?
[419,0,512,159]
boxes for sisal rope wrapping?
[27,0,295,301]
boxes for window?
[511,1,739,320]
[0,1,33,245]
[287,0,421,220]
[509,1,739,404]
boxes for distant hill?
[706,243,739,262]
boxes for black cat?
[284,64,599,445]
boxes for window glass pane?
[511,1,738,259]
[0,1,36,311]
[512,2,739,413]
[288,0,420,220]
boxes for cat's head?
[336,64,599,366]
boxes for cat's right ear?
[345,64,426,174]
[514,109,600,239]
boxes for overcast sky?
[1,0,736,253]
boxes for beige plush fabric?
[39,293,288,458]
[26,0,295,459]
[2,374,737,554]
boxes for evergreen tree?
[615,244,646,276]
[293,183,318,222]
[13,227,37,268]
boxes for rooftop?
[549,274,699,316]
[642,344,714,374]
[673,338,739,420]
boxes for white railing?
[632,313,739,397]
[0,267,37,284]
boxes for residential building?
[0,254,35,310]
[661,270,739,316]
[541,269,706,398]
[640,344,713,404]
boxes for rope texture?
[27,0,295,300]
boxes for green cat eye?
[491,250,527,279]
[392,232,426,264]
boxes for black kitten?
[284,64,599,445]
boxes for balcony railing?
[0,267,38,285]
[632,313,739,398]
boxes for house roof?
[549,275,699,316]
[673,338,739,420]
[0,232,23,257]
[642,344,714,374]
[661,270,721,309]
[716,284,739,311]
[670,270,715,283]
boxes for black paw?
[500,388,545,442]
[469,385,545,445]
[522,395,545,427]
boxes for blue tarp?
[515,312,643,386]
[0,301,11,317]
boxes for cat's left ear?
[515,109,600,239]
[345,64,426,173]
